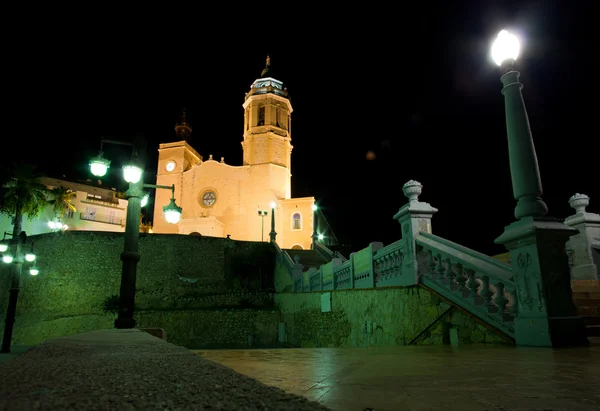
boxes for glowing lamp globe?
[48,221,56,229]
[163,199,182,224]
[270,201,276,209]
[90,155,111,177]
[30,266,39,276]
[491,30,520,66]
[141,193,149,208]
[2,255,14,264]
[318,234,324,241]
[0,242,7,253]
[123,164,144,184]
[25,253,36,262]
[312,204,318,211]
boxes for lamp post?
[258,209,268,242]
[491,30,586,347]
[311,203,318,249]
[269,201,277,243]
[89,137,182,329]
[1,231,39,353]
[490,30,548,219]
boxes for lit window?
[292,213,301,230]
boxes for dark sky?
[5,1,597,256]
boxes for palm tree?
[48,185,77,219]
[0,163,49,237]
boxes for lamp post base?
[114,317,136,329]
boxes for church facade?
[151,58,315,250]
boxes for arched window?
[292,213,301,230]
[258,106,265,126]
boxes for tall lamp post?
[0,231,39,353]
[491,30,587,347]
[311,203,318,249]
[89,137,182,329]
[269,201,277,243]
[258,209,268,242]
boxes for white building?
[0,176,129,237]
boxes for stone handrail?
[273,241,295,270]
[415,232,516,338]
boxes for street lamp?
[311,203,318,249]
[258,209,268,242]
[269,201,277,243]
[89,136,183,329]
[1,231,39,353]
[491,29,548,219]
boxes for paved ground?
[0,329,330,411]
[195,341,600,411]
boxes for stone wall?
[275,287,511,347]
[0,231,279,348]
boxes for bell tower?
[241,55,293,171]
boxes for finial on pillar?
[569,193,590,214]
[402,180,423,202]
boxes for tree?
[0,163,49,237]
[48,185,76,218]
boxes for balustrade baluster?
[480,276,491,305]
[436,254,445,279]
[454,263,467,292]
[466,269,478,298]
[427,250,436,276]
[444,258,454,284]
[508,289,518,317]
[493,282,508,318]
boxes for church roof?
[245,55,289,101]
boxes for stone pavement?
[0,329,330,411]
[195,341,600,411]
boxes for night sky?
[5,1,596,256]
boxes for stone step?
[572,292,600,299]
[577,305,600,316]
[587,325,600,337]
[583,316,600,326]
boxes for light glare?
[491,29,520,66]
[123,165,143,184]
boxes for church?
[151,57,315,250]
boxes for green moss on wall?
[275,287,512,348]
[0,231,277,347]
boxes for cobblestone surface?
[0,329,330,411]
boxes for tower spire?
[175,108,192,143]
[260,54,271,78]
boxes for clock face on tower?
[165,161,176,172]
[202,191,217,207]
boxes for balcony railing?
[80,213,123,226]
[81,196,122,209]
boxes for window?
[276,107,280,127]
[258,106,265,126]
[292,213,301,230]
[84,207,97,221]
[65,210,74,219]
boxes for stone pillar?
[393,180,437,285]
[564,194,600,281]
[494,67,587,347]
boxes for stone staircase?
[572,280,600,338]
[284,249,329,269]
